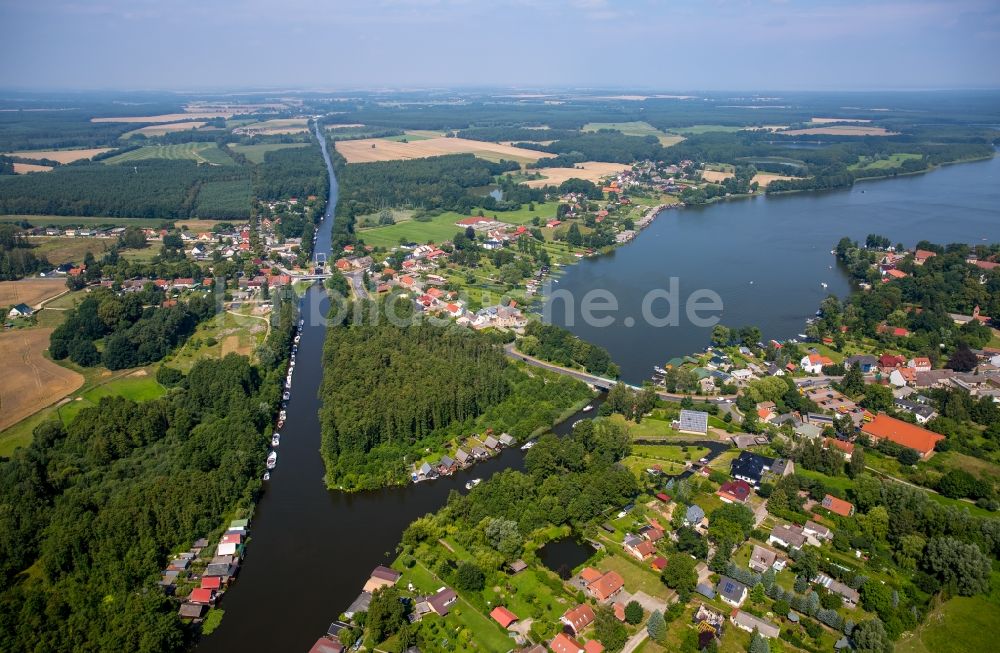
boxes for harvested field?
[12,163,52,174]
[0,279,67,308]
[103,142,233,166]
[0,328,84,432]
[91,111,234,123]
[172,218,229,231]
[810,117,872,124]
[4,148,114,163]
[701,169,734,183]
[335,136,554,164]
[326,123,366,130]
[782,125,895,136]
[236,118,309,135]
[751,172,798,187]
[28,237,109,265]
[122,121,207,138]
[522,162,630,188]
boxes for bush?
[454,561,485,591]
[156,365,184,387]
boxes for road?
[345,270,368,299]
[503,343,737,405]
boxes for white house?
[8,303,34,318]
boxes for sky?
[1,0,999,91]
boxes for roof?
[371,565,402,583]
[822,494,854,517]
[583,641,604,653]
[308,637,345,653]
[428,587,457,615]
[550,633,584,653]
[188,588,214,604]
[178,603,206,619]
[730,451,774,483]
[825,437,855,455]
[717,576,748,602]
[732,610,780,638]
[861,413,944,455]
[587,570,625,600]
[678,409,709,433]
[562,604,595,631]
[696,582,716,599]
[200,576,222,590]
[490,606,518,628]
[685,504,705,523]
[750,545,778,568]
[770,524,806,547]
[579,567,603,583]
[718,479,752,502]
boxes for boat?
[299,319,304,327]
[283,391,290,401]
[582,404,594,412]
[797,333,809,340]
[653,366,667,375]
[464,479,482,490]
[277,419,284,428]
[263,472,270,481]
[572,419,583,428]
[271,435,280,447]
[821,282,828,289]
[830,249,837,254]
[266,451,277,469]
[520,440,536,450]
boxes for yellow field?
[12,163,52,174]
[522,162,631,188]
[173,218,230,231]
[5,148,114,163]
[122,122,207,138]
[237,118,309,135]
[335,136,555,164]
[751,172,798,187]
[0,279,67,308]
[782,125,895,136]
[701,170,733,183]
[326,123,365,130]
[0,328,84,432]
[810,117,872,124]
[27,237,110,265]
[92,112,233,123]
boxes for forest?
[0,223,49,279]
[253,142,328,201]
[49,286,217,369]
[517,321,620,378]
[0,353,277,652]
[523,131,668,166]
[319,297,592,490]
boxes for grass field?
[237,118,309,134]
[12,163,52,173]
[849,153,922,170]
[56,371,165,425]
[334,136,554,164]
[701,169,733,183]
[27,237,108,265]
[121,121,207,138]
[0,215,169,227]
[896,571,1000,653]
[582,121,685,147]
[103,142,234,166]
[91,112,233,123]
[522,161,631,188]
[0,278,67,308]
[3,147,114,163]
[229,142,309,164]
[164,310,268,372]
[781,125,896,136]
[0,328,84,435]
[356,202,560,249]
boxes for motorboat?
[283,391,290,401]
[266,451,277,469]
[653,366,667,375]
[464,479,481,490]
[520,440,536,450]
[271,434,280,447]
[263,472,270,481]
[821,282,828,289]
[582,404,593,412]
[277,419,284,429]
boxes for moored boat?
[266,451,277,469]
[464,479,481,490]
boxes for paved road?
[503,343,737,405]
[345,271,368,299]
[621,628,649,653]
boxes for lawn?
[0,215,168,228]
[849,153,921,171]
[229,142,309,164]
[624,455,689,478]
[103,142,234,166]
[670,125,744,135]
[164,310,268,372]
[606,414,689,440]
[896,570,1000,653]
[58,372,165,425]
[598,551,674,600]
[633,444,710,463]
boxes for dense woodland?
[523,131,668,166]
[518,321,620,378]
[0,223,49,279]
[319,297,592,490]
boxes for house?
[803,520,833,542]
[909,357,932,372]
[795,423,824,439]
[861,414,945,460]
[308,638,345,653]
[455,449,471,466]
[824,437,855,460]
[717,479,752,504]
[490,606,518,628]
[364,565,402,592]
[200,576,222,591]
[749,544,786,573]
[845,355,878,374]
[344,591,372,619]
[550,633,584,653]
[651,556,668,572]
[623,535,656,560]
[178,603,207,620]
[509,559,528,574]
[769,524,807,550]
[893,398,938,424]
[914,249,937,265]
[677,409,709,434]
[188,588,215,605]
[428,587,457,616]
[771,458,795,477]
[801,353,833,374]
[483,435,500,450]
[889,367,916,387]
[585,570,625,602]
[730,451,773,486]
[816,573,861,607]
[822,494,855,517]
[561,604,595,635]
[731,610,780,639]
[437,455,456,473]
[685,504,705,526]
[8,303,34,318]
[716,576,748,607]
[583,641,604,653]
[498,433,516,447]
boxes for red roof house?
[561,604,595,634]
[188,588,214,604]
[550,633,585,653]
[490,606,518,628]
[717,479,752,504]
[861,414,945,459]
[822,494,855,517]
[200,576,222,590]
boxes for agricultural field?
[671,124,744,135]
[103,142,235,166]
[750,172,798,187]
[0,328,84,433]
[3,147,114,163]
[521,161,631,188]
[810,117,872,124]
[700,169,733,183]
[582,121,685,147]
[12,163,52,174]
[26,236,111,265]
[121,121,207,138]
[0,278,66,308]
[91,111,234,123]
[56,371,165,426]
[229,142,309,164]
[334,135,554,164]
[781,125,896,136]
[0,214,168,228]
[237,118,309,134]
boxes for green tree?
[662,552,698,600]
[712,325,731,347]
[748,629,770,653]
[647,609,666,641]
[922,536,992,596]
[454,561,485,591]
[853,618,892,653]
[366,586,407,641]
[840,364,866,396]
[594,604,628,650]
[624,600,643,625]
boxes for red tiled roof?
[579,567,603,583]
[822,494,855,517]
[613,603,626,621]
[562,604,595,632]
[861,414,944,455]
[189,588,214,604]
[551,633,584,653]
[717,479,752,502]
[587,571,624,601]
[200,576,222,590]
[584,641,604,653]
[824,437,855,455]
[490,606,518,628]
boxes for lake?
[546,154,1000,383]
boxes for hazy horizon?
[2,0,999,91]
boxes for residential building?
[585,570,625,602]
[731,451,773,486]
[428,587,457,616]
[561,604,595,635]
[623,535,656,561]
[823,437,855,460]
[490,606,518,628]
[769,524,807,550]
[363,565,402,592]
[861,414,945,460]
[893,399,938,424]
[803,520,833,542]
[8,303,34,318]
[685,504,706,526]
[801,353,833,374]
[550,633,585,653]
[717,576,748,607]
[678,409,709,435]
[749,544,786,573]
[844,355,878,374]
[717,479,752,504]
[822,494,855,517]
[731,611,780,639]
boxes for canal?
[200,126,603,652]
[548,154,1000,383]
